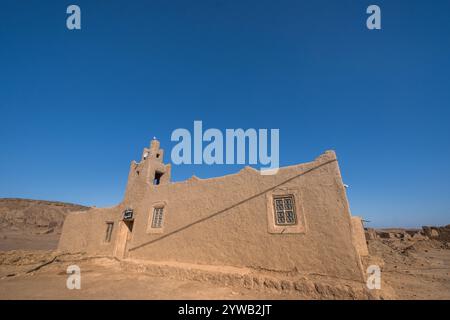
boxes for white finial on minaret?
[153,136,157,140]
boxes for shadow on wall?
[129,159,338,252]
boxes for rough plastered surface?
[351,216,369,257]
[59,140,367,285]
[118,258,376,300]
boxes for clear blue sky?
[1,1,449,228]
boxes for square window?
[151,207,164,228]
[273,195,297,226]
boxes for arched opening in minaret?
[153,171,163,185]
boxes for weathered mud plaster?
[351,216,369,257]
[58,139,368,282]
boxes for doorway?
[113,220,134,259]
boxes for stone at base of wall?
[118,258,380,300]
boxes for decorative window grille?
[273,195,297,226]
[105,222,114,242]
[151,207,164,228]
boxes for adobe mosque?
[58,139,369,283]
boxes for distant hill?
[0,198,90,233]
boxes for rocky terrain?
[362,228,450,299]
[0,198,89,251]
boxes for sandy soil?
[0,231,60,251]
[0,252,299,300]
[365,238,450,299]
[0,236,449,299]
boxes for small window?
[153,171,163,185]
[156,153,160,158]
[151,207,164,228]
[105,222,114,242]
[273,195,297,226]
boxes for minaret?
[123,138,171,202]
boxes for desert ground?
[0,198,449,299]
